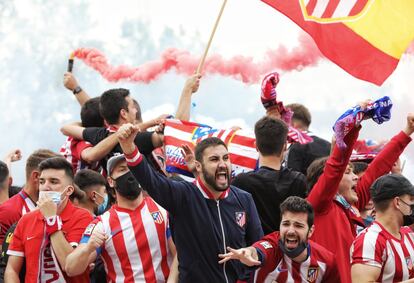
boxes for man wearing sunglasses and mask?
[5,157,93,282]
[65,153,178,283]
[351,174,414,282]
[218,196,339,283]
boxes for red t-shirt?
[0,190,36,245]
[8,201,93,283]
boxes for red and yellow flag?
[262,0,414,85]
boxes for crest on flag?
[164,119,259,178]
[307,267,319,283]
[151,211,164,224]
[235,211,246,228]
[299,0,374,23]
[192,127,218,144]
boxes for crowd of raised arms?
[0,70,414,283]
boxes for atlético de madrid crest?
[151,211,164,224]
[299,0,374,23]
[235,211,246,228]
[307,267,319,283]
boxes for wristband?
[73,86,82,95]
[45,215,62,236]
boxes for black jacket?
[232,166,308,234]
[126,149,263,283]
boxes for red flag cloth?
[163,119,312,177]
[261,0,414,85]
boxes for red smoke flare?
[73,34,323,84]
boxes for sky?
[1,0,414,184]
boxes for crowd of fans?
[0,69,413,283]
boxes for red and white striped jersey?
[252,232,339,283]
[80,197,172,282]
[351,221,414,282]
[59,137,100,173]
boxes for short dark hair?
[81,97,104,128]
[306,157,328,192]
[195,137,227,163]
[286,103,311,127]
[25,149,58,180]
[352,161,368,175]
[133,99,142,123]
[255,116,288,156]
[373,198,392,212]
[0,161,9,184]
[70,184,87,202]
[280,196,314,227]
[371,174,414,212]
[100,88,130,125]
[74,169,106,191]
[39,157,74,182]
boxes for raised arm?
[175,74,201,121]
[307,127,359,214]
[80,133,119,164]
[118,123,187,213]
[3,149,22,179]
[63,72,91,106]
[137,114,171,131]
[60,122,84,140]
[355,113,414,210]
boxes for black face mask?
[399,200,414,226]
[278,239,308,259]
[114,171,142,200]
[403,215,414,226]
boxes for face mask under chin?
[278,239,308,259]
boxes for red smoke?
[73,34,323,84]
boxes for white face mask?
[39,189,66,206]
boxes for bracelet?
[73,86,82,95]
[45,215,62,236]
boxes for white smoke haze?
[1,0,413,184]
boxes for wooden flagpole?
[196,0,228,74]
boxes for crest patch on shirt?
[151,211,164,224]
[83,223,96,236]
[307,267,319,283]
[260,241,273,250]
[406,256,413,270]
[235,211,246,227]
